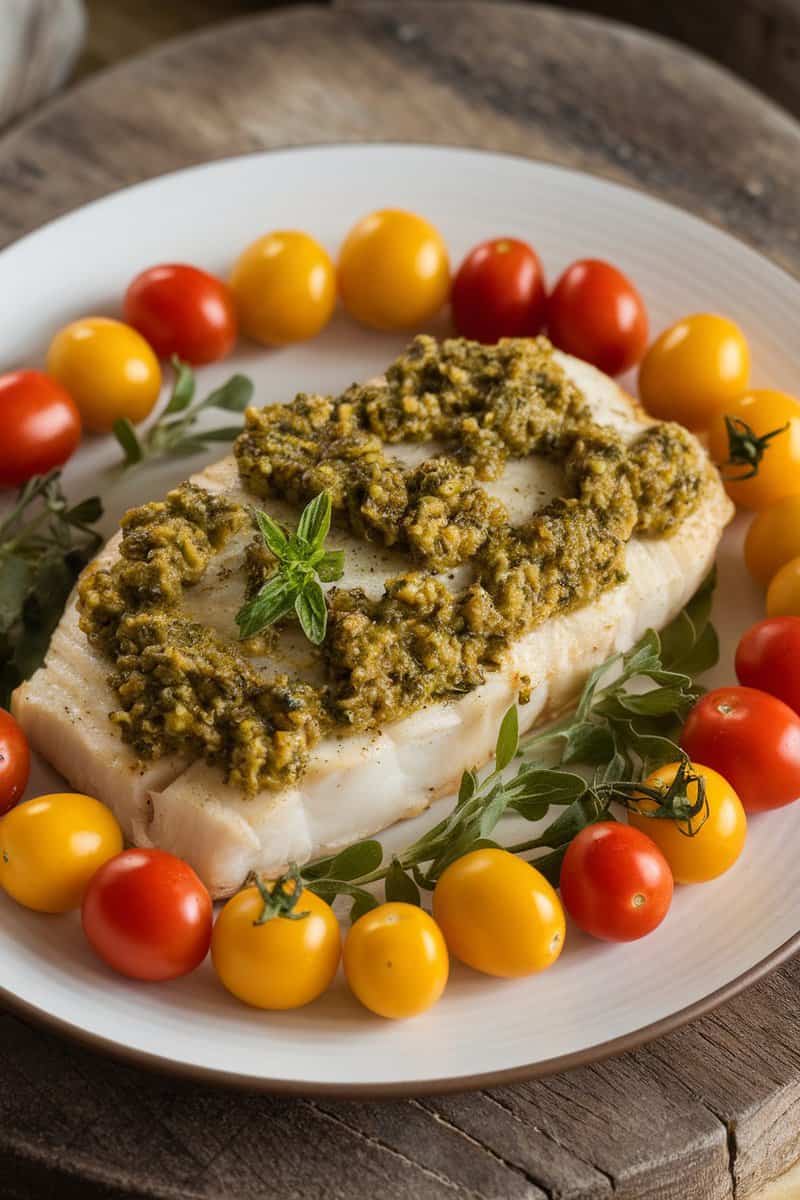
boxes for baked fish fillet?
[13,354,733,898]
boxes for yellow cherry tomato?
[338,209,450,331]
[629,763,746,884]
[343,902,448,1019]
[708,389,800,510]
[637,313,750,430]
[0,793,123,913]
[432,849,565,978]
[766,556,800,618]
[744,495,800,586]
[211,882,340,1009]
[46,317,161,433]
[229,231,335,346]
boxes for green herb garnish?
[720,414,789,482]
[236,491,344,646]
[257,572,717,920]
[0,471,103,706]
[112,357,253,468]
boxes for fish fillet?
[13,354,733,897]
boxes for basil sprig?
[256,571,718,921]
[0,471,103,706]
[112,357,253,468]
[236,492,344,645]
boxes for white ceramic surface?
[0,145,795,1095]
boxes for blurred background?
[4,0,800,129]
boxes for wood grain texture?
[2,4,800,1198]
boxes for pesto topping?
[79,337,708,792]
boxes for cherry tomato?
[338,210,450,332]
[546,259,648,376]
[681,686,800,813]
[343,902,448,1019]
[629,762,746,884]
[212,882,340,1009]
[46,317,161,433]
[0,708,30,815]
[124,263,237,365]
[736,617,800,715]
[82,848,212,981]
[432,848,564,977]
[0,793,122,913]
[559,822,673,942]
[638,314,750,430]
[708,389,800,511]
[744,496,800,586]
[0,370,81,487]
[767,556,800,618]
[230,231,335,346]
[451,238,547,343]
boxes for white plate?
[0,145,797,1096]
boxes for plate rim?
[2,140,799,1097]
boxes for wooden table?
[3,4,800,1197]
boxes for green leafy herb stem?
[112,357,254,468]
[0,471,103,705]
[236,491,344,646]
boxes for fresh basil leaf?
[560,721,615,765]
[385,860,421,905]
[197,425,245,442]
[0,558,30,634]
[201,374,254,412]
[163,358,196,414]
[254,508,290,559]
[494,705,519,771]
[236,574,297,639]
[315,549,345,583]
[328,840,383,880]
[458,768,478,807]
[296,491,331,549]
[295,580,327,645]
[112,418,144,465]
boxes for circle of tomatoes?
[82,848,212,981]
[451,238,547,343]
[638,313,750,430]
[736,618,800,715]
[0,370,81,487]
[212,882,341,1010]
[628,762,746,884]
[46,317,162,433]
[433,848,564,977]
[708,389,800,511]
[0,709,29,816]
[0,793,122,913]
[230,230,336,346]
[681,686,800,812]
[546,259,648,376]
[338,209,450,332]
[343,902,449,1019]
[124,263,237,365]
[559,821,673,942]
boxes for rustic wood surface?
[3,4,800,1198]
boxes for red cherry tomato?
[0,708,30,816]
[82,848,213,981]
[547,259,648,376]
[124,264,238,365]
[0,370,81,487]
[736,618,800,716]
[559,822,673,942]
[451,238,547,343]
[681,686,800,812]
